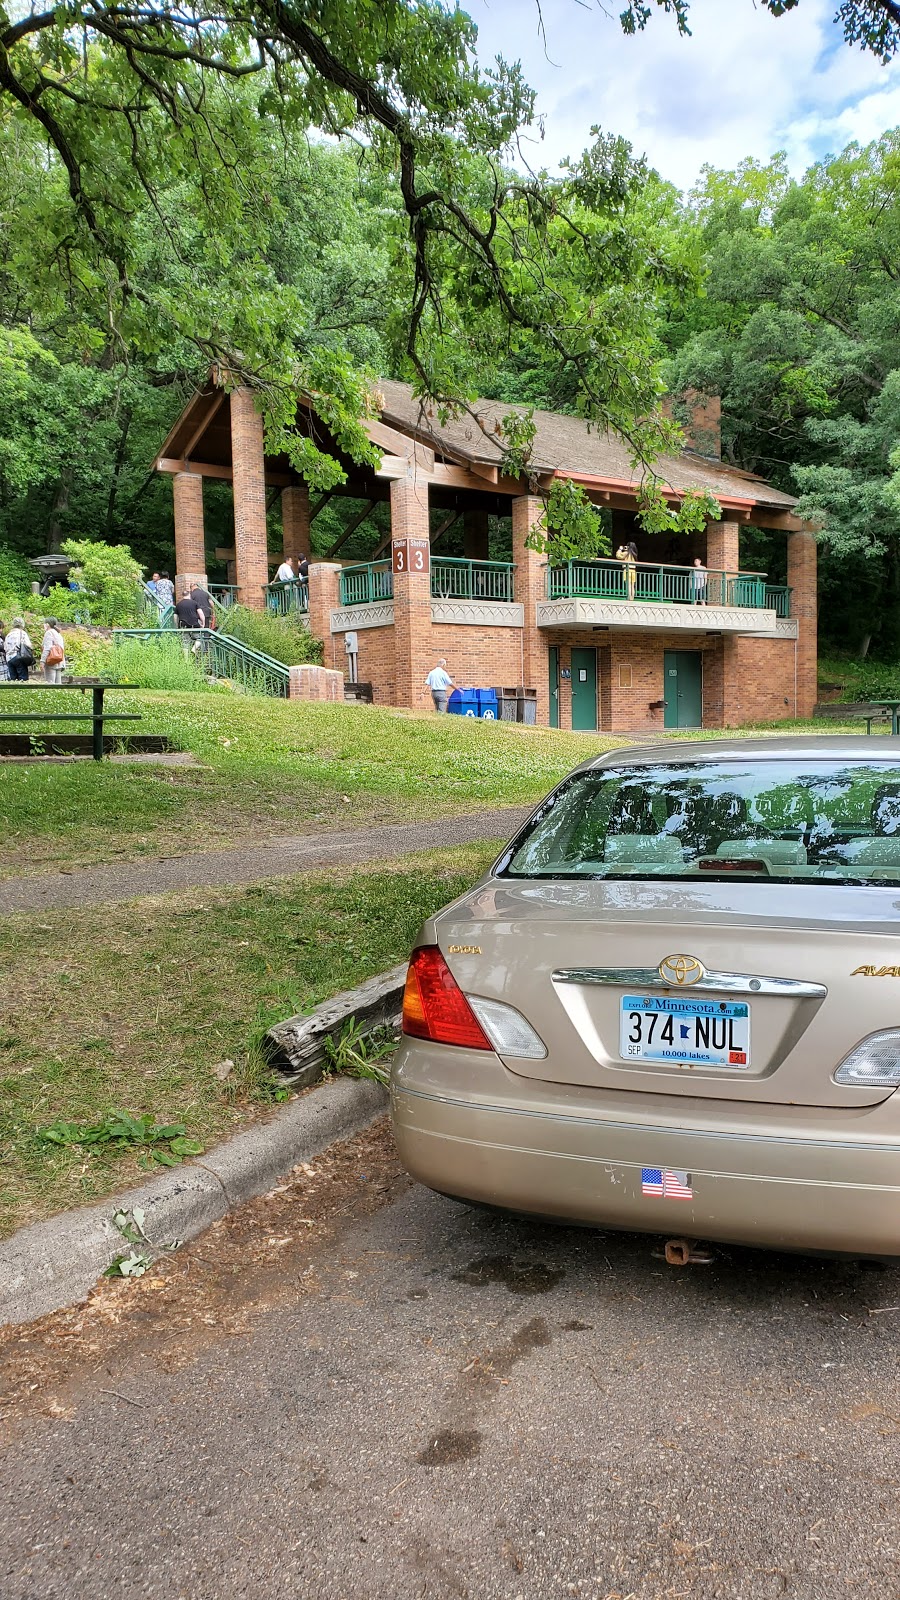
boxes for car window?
[498,761,900,884]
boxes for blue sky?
[467,0,900,188]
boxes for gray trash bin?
[518,687,538,725]
[493,686,519,722]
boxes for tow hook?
[662,1237,715,1266]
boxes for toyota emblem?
[658,954,705,986]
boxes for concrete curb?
[0,1076,387,1329]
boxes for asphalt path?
[0,806,530,912]
[1,1120,898,1600]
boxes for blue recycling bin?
[448,687,480,717]
[476,688,498,720]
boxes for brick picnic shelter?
[155,380,816,732]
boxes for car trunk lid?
[435,878,900,1108]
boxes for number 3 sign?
[392,538,430,576]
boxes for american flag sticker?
[641,1167,693,1200]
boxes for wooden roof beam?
[155,456,292,487]
[326,499,378,558]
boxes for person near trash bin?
[425,659,455,712]
[275,557,295,583]
[5,617,34,681]
[691,557,708,605]
[155,571,175,610]
[615,540,638,599]
[41,618,66,684]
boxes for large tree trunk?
[105,406,133,535]
[45,466,74,553]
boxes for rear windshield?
[497,760,900,884]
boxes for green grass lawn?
[0,842,498,1238]
[0,689,623,880]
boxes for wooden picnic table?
[0,679,141,761]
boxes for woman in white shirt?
[40,618,66,684]
[5,618,33,682]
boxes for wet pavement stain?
[416,1428,482,1467]
[451,1255,564,1296]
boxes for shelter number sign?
[392,538,430,576]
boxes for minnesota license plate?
[620,995,750,1069]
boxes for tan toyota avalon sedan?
[391,738,900,1255]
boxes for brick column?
[173,472,207,595]
[307,562,342,666]
[463,509,490,560]
[391,474,433,712]
[788,527,818,719]
[230,388,269,610]
[282,484,310,565]
[512,495,549,724]
[705,518,740,604]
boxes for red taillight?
[401,946,492,1051]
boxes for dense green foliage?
[220,605,324,666]
[664,134,900,653]
[0,2,899,639]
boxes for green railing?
[547,560,790,614]
[339,561,393,607]
[339,556,517,607]
[431,558,515,602]
[211,584,239,611]
[263,580,309,616]
[764,584,792,618]
[114,629,291,697]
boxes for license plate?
[620,995,750,1069]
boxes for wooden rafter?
[326,499,377,557]
[183,390,226,462]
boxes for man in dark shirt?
[174,593,202,629]
[189,584,215,629]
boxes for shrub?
[61,538,145,626]
[221,605,323,666]
[87,636,216,691]
[0,546,31,599]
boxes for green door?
[571,648,597,731]
[548,647,560,729]
[663,650,703,729]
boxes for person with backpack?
[41,618,66,683]
[5,618,34,681]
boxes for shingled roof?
[376,380,796,512]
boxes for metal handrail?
[431,558,516,602]
[339,561,394,607]
[545,559,791,614]
[113,628,292,697]
[263,580,309,616]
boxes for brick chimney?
[661,390,721,461]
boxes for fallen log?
[262,962,407,1088]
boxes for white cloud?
[467,0,900,186]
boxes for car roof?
[583,736,900,772]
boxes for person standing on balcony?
[616,541,638,599]
[692,557,708,605]
[425,659,455,713]
[275,557,295,584]
[156,572,175,611]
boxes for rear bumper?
[391,1044,900,1255]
